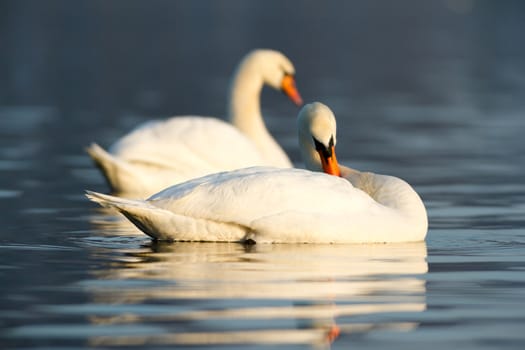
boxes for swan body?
[87,102,428,243]
[88,49,302,196]
[88,117,268,196]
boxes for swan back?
[343,170,428,240]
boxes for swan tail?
[85,190,147,210]
[86,143,139,193]
[85,190,175,240]
[85,190,250,242]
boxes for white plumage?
[86,102,428,243]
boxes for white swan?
[87,49,302,197]
[86,102,428,243]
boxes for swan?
[87,49,303,197]
[86,102,428,243]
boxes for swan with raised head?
[86,102,428,243]
[87,49,302,197]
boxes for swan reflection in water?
[85,213,427,347]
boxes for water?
[1,1,525,349]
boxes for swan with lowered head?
[87,49,302,197]
[86,102,428,243]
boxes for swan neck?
[226,57,291,167]
[227,62,266,136]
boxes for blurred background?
[3,1,525,123]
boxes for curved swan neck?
[227,58,267,137]
[226,52,291,167]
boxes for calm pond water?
[1,1,525,349]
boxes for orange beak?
[318,145,341,177]
[281,74,303,106]
[326,324,341,343]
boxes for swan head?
[238,49,303,106]
[298,102,341,176]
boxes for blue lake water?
[1,1,525,349]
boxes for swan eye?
[281,66,293,76]
[313,137,333,158]
[313,138,323,151]
[329,136,335,148]
[282,72,293,81]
